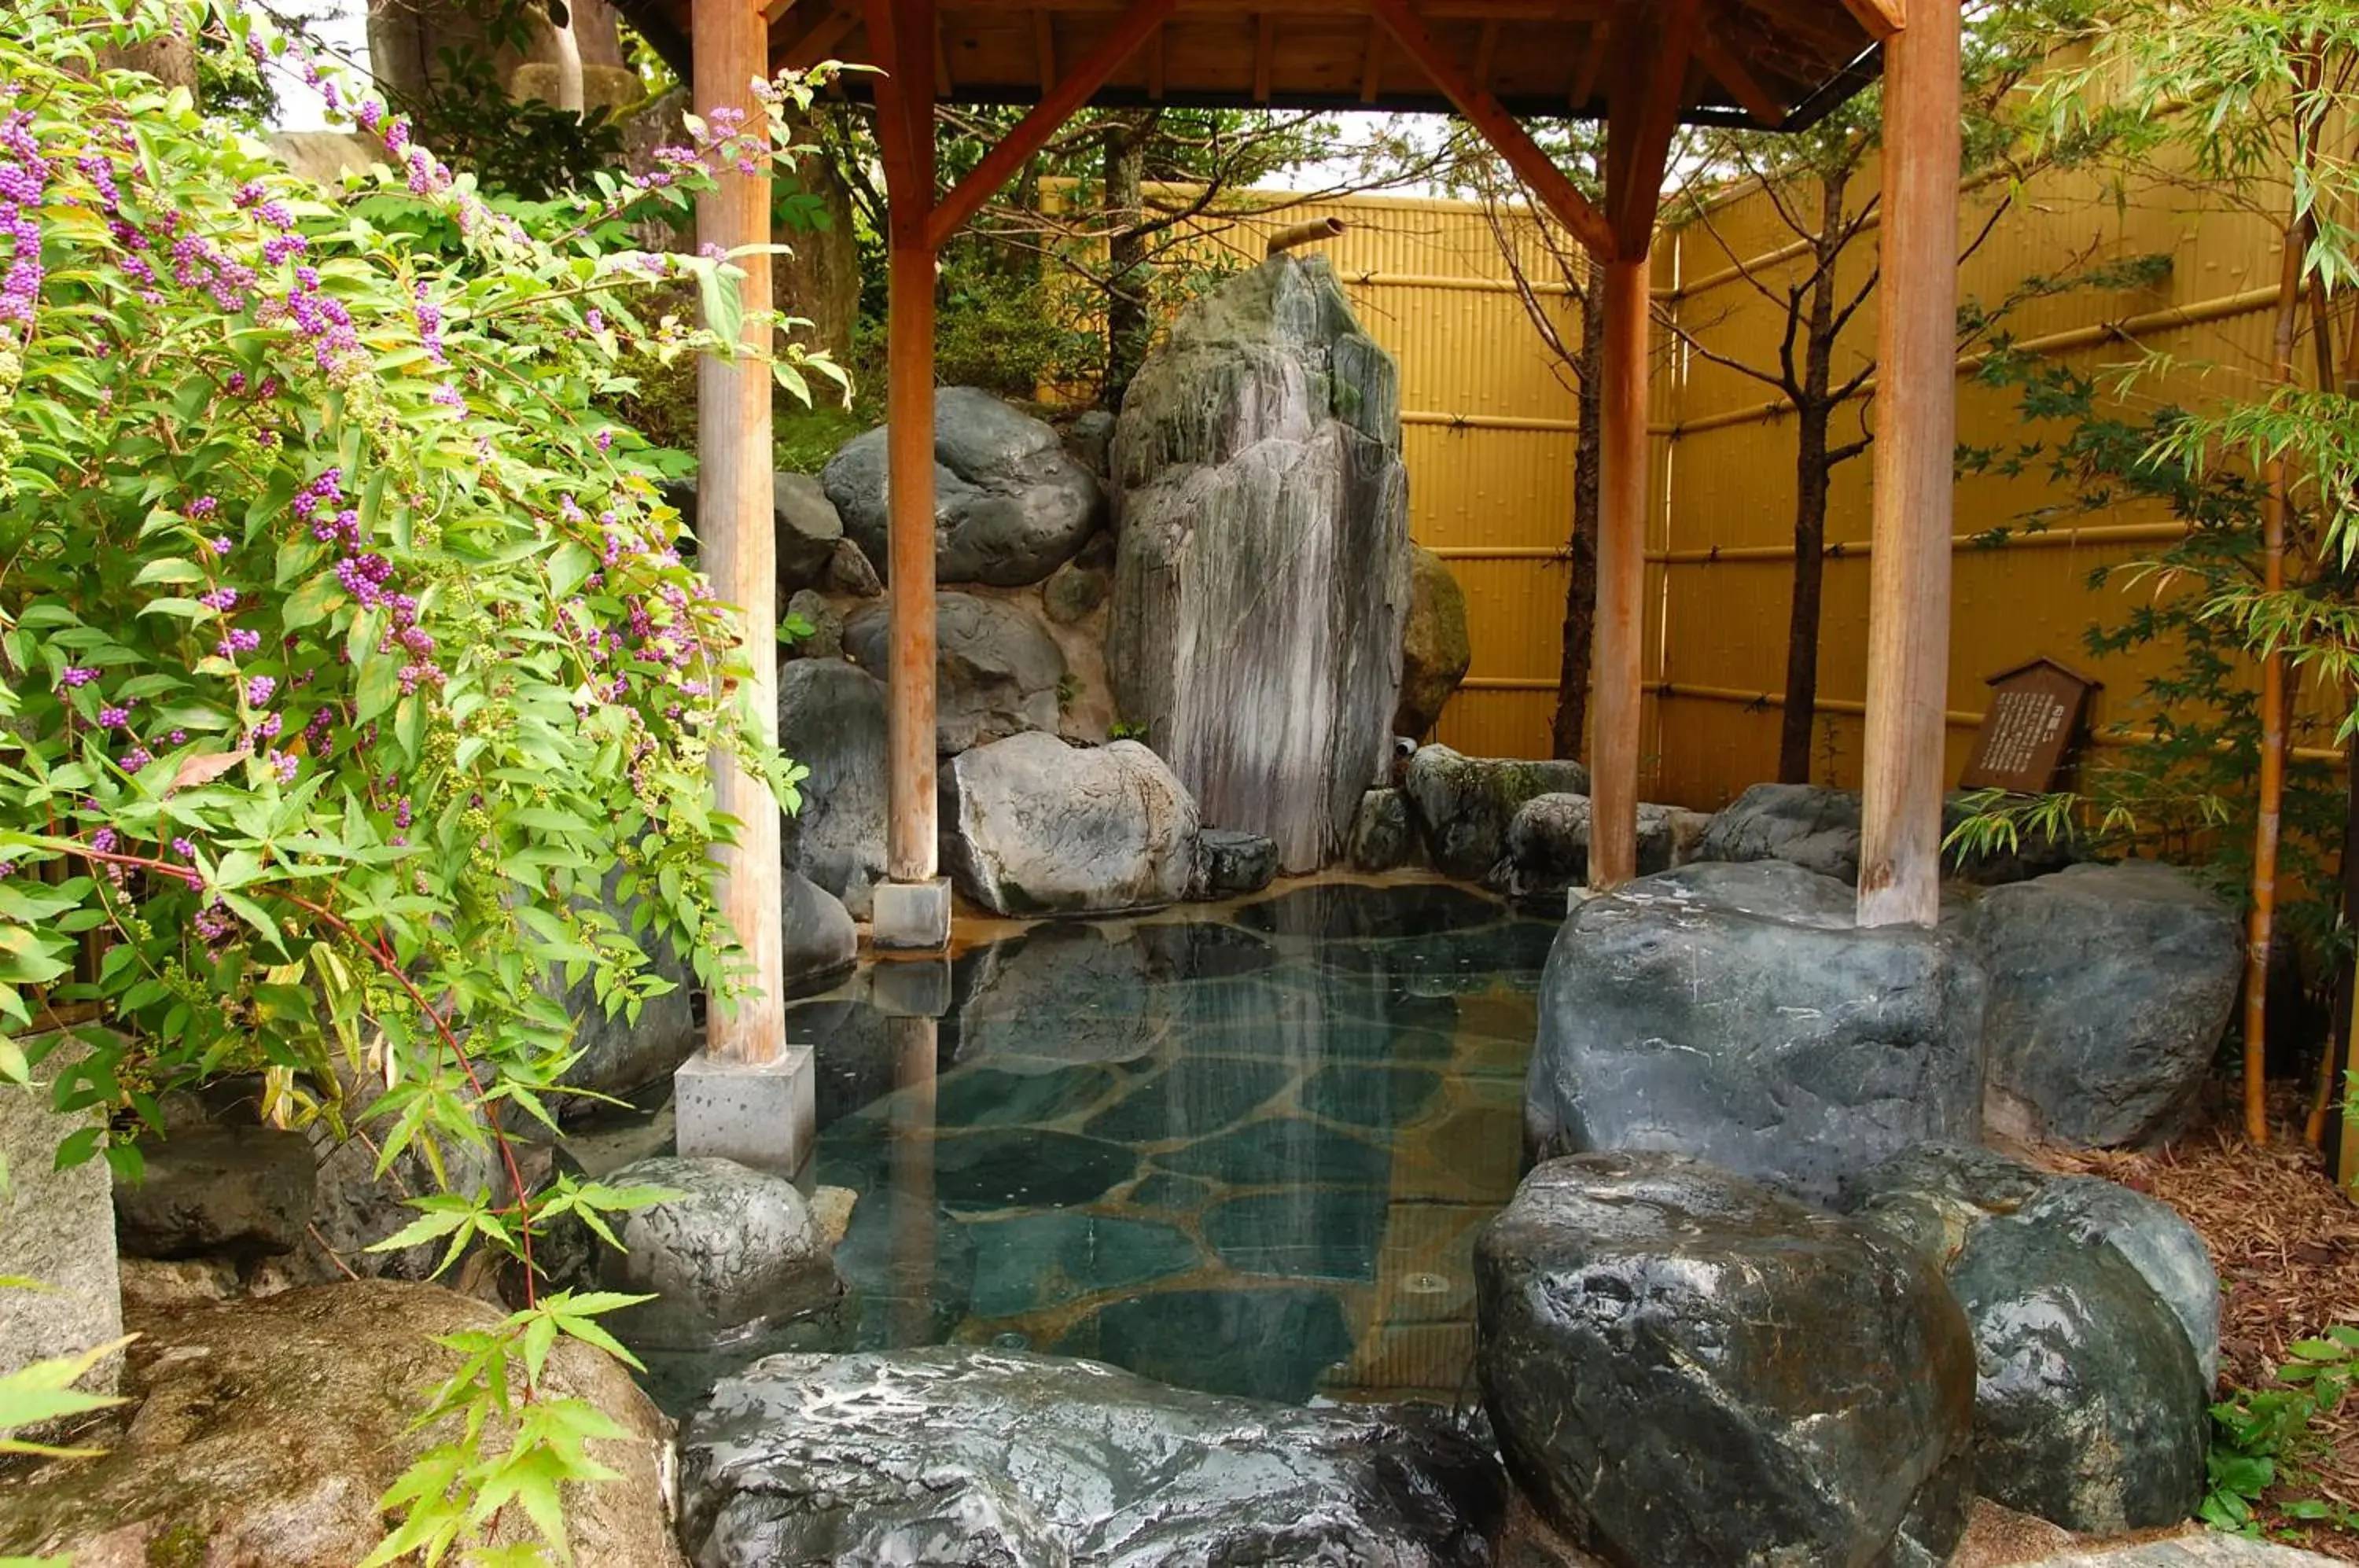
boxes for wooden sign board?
[1957,657,2098,793]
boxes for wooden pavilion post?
[1855,0,1960,929]
[867,0,952,950]
[1588,0,1695,890]
[675,0,819,1178]
[1590,254,1647,889]
[694,0,780,1053]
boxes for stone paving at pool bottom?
[795,880,1555,1408]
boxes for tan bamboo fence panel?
[1647,149,2304,810]
[1121,167,2308,796]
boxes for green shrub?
[0,0,833,1552]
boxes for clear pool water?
[787,878,1553,1409]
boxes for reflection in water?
[887,1015,937,1349]
[808,879,1551,1407]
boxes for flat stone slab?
[2018,1542,2345,1566]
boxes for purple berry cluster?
[0,111,47,326]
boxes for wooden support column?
[869,0,946,933]
[1856,0,1960,929]
[1590,254,1648,890]
[695,0,780,1056]
[1585,0,1693,891]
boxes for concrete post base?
[673,1045,815,1178]
[873,876,952,952]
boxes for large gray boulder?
[1109,256,1410,874]
[1477,1153,1975,1568]
[113,1124,314,1261]
[842,591,1065,755]
[771,470,844,592]
[782,870,857,993]
[305,1110,498,1283]
[1969,861,2241,1147]
[1396,543,1471,738]
[1857,1145,2221,1386]
[1497,792,1705,900]
[1855,1145,2220,1476]
[677,1345,1506,1566]
[944,733,1199,916]
[1347,786,1418,871]
[1695,781,1864,882]
[596,1156,841,1352]
[1695,782,2081,887]
[822,386,1105,587]
[1525,860,1988,1205]
[1188,828,1278,900]
[777,659,889,919]
[1955,1219,2206,1532]
[670,469,862,599]
[0,1281,684,1568]
[1402,745,1592,882]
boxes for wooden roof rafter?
[773,2,859,72]
[927,0,1180,246]
[1369,0,1615,259]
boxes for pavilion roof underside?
[719,0,1886,132]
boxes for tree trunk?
[775,106,864,370]
[1779,401,1833,781]
[97,33,197,91]
[1102,111,1156,410]
[1777,171,1849,783]
[1551,252,1606,759]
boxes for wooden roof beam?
[929,0,1179,248]
[1568,17,1606,107]
[1693,21,1780,125]
[763,0,799,32]
[1605,0,1699,258]
[774,2,860,71]
[1145,18,1165,96]
[1836,0,1904,39]
[1253,12,1275,101]
[1035,8,1057,86]
[1470,16,1496,85]
[1359,17,1382,101]
[1370,0,1615,259]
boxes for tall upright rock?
[1108,256,1409,874]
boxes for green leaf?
[281,572,344,631]
[0,1334,134,1456]
[131,558,207,587]
[548,541,597,598]
[365,1204,475,1255]
[354,652,400,725]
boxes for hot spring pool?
[615,877,1557,1412]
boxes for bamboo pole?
[1589,253,1649,889]
[694,0,782,1059]
[2244,194,2311,1146]
[1267,216,1349,255]
[1853,0,1959,929]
